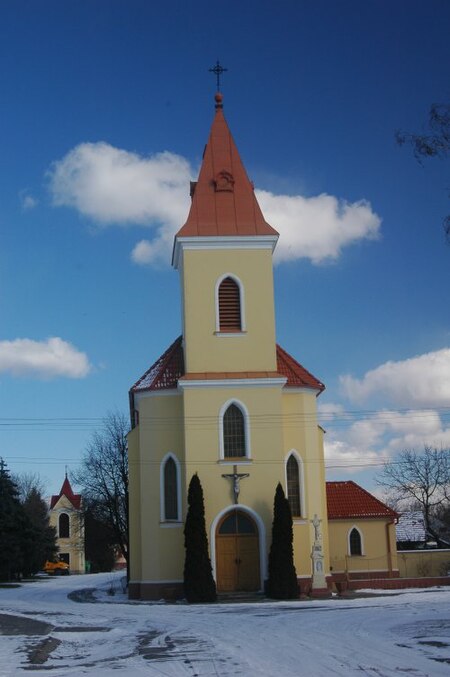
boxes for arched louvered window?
[223,404,246,458]
[218,277,241,331]
[286,455,301,517]
[59,513,70,538]
[349,527,362,556]
[164,457,178,520]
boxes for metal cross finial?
[209,60,228,91]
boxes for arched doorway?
[215,509,260,592]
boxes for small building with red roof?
[326,481,398,581]
[49,474,85,574]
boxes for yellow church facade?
[128,92,398,600]
[128,92,330,600]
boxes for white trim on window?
[215,273,246,333]
[284,450,305,519]
[218,399,251,460]
[160,452,182,523]
[348,525,364,556]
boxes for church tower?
[128,92,329,600]
[49,474,85,574]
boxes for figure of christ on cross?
[221,465,250,504]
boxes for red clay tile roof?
[130,337,324,394]
[276,344,325,393]
[130,336,184,393]
[326,481,398,520]
[175,93,278,239]
[50,476,82,510]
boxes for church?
[127,92,398,600]
[49,474,85,574]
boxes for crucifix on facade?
[221,464,250,504]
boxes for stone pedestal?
[310,542,331,598]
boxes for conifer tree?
[0,459,29,580]
[183,473,216,603]
[22,488,58,575]
[266,482,298,599]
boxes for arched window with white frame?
[215,274,245,332]
[160,453,181,522]
[349,526,363,556]
[219,400,250,459]
[286,453,302,518]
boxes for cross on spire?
[209,60,228,91]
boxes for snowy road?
[0,572,449,676]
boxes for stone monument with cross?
[310,513,329,595]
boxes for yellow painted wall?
[181,248,277,373]
[129,380,330,587]
[129,392,185,583]
[281,391,329,576]
[328,519,398,576]
[49,496,85,574]
[128,426,142,581]
[397,549,450,578]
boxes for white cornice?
[283,387,322,397]
[133,389,180,405]
[178,377,287,390]
[172,235,278,269]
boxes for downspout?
[385,518,396,578]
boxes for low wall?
[345,576,450,591]
[397,549,450,578]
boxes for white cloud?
[340,348,450,407]
[48,142,191,227]
[19,191,38,211]
[323,405,450,477]
[256,190,381,264]
[324,438,386,474]
[0,337,91,379]
[48,142,381,267]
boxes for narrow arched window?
[59,513,70,538]
[219,277,241,331]
[223,404,246,457]
[286,455,301,517]
[164,457,178,520]
[349,528,362,556]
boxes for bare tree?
[377,446,449,546]
[12,472,47,504]
[72,412,129,568]
[396,101,450,241]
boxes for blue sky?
[1,0,449,497]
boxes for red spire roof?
[326,481,398,520]
[175,93,278,239]
[50,475,82,510]
[130,337,324,394]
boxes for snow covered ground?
[0,572,449,676]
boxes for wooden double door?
[216,510,260,592]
